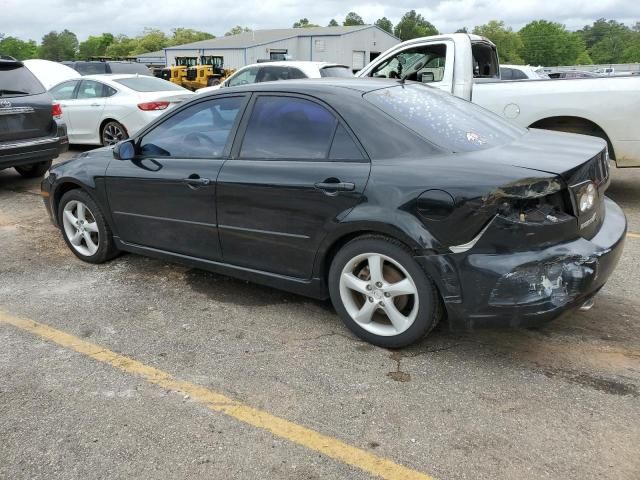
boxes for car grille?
[186,69,197,81]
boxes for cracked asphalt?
[1,147,639,479]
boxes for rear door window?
[288,67,307,79]
[240,96,338,160]
[0,63,46,96]
[77,80,108,99]
[50,80,79,100]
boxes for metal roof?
[165,25,381,50]
[136,50,165,58]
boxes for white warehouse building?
[162,26,400,71]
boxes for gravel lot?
[1,147,639,479]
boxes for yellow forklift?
[181,55,235,90]
[161,56,198,86]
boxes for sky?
[1,0,639,41]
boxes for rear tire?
[15,160,52,178]
[328,235,441,348]
[207,77,221,87]
[58,189,119,264]
[101,120,128,146]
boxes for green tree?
[105,35,138,57]
[170,28,214,46]
[39,29,78,61]
[519,20,586,66]
[473,20,523,64]
[292,18,319,28]
[575,50,593,65]
[374,17,393,34]
[225,26,252,36]
[78,33,114,59]
[621,41,640,62]
[343,12,365,26]
[131,27,169,55]
[0,36,38,60]
[455,27,468,33]
[578,18,630,49]
[393,10,438,41]
[328,19,339,27]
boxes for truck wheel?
[15,160,52,178]
[207,78,221,87]
[328,235,441,348]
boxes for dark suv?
[63,61,151,76]
[0,57,68,177]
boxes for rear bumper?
[0,120,68,169]
[416,197,626,329]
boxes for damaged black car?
[41,79,626,348]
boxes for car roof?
[200,77,404,96]
[81,73,147,81]
[239,61,348,70]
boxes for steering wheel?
[184,132,216,148]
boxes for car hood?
[464,128,606,180]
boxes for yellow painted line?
[0,311,434,480]
[627,232,640,239]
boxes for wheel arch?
[52,180,112,231]
[528,115,615,160]
[314,224,424,283]
[99,118,129,144]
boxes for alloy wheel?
[339,253,419,337]
[62,200,100,257]
[102,122,126,145]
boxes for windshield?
[364,84,526,152]
[320,66,354,78]
[0,63,46,96]
[114,76,187,92]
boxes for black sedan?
[41,79,626,348]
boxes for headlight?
[578,182,596,212]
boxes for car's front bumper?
[416,197,626,329]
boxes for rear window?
[364,84,526,152]
[0,63,46,96]
[320,66,354,78]
[114,76,186,92]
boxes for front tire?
[57,189,118,263]
[329,236,441,348]
[101,120,127,146]
[15,160,52,178]
[207,77,221,87]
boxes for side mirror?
[113,139,135,160]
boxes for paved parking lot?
[1,147,639,479]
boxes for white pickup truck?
[357,33,640,167]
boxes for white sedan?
[195,61,353,94]
[49,74,194,145]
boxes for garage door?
[352,51,366,70]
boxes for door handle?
[183,176,211,187]
[90,103,101,107]
[314,181,355,192]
